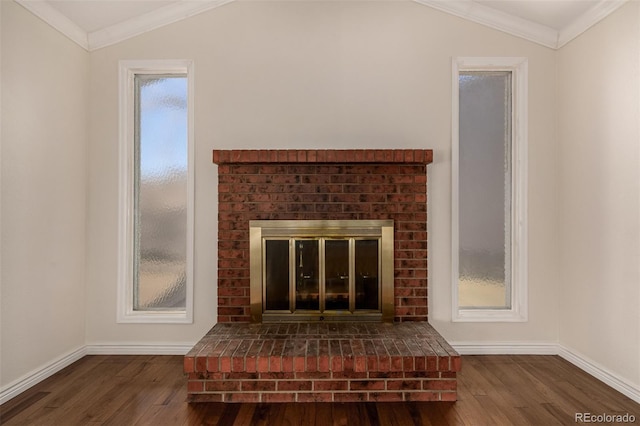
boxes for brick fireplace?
[214,149,432,323]
[184,149,461,402]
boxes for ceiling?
[16,0,628,51]
[477,0,599,30]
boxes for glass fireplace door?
[295,240,320,311]
[355,239,379,310]
[324,239,350,311]
[262,237,381,318]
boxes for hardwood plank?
[455,360,512,425]
[230,403,257,426]
[489,356,568,425]
[215,403,241,426]
[330,402,350,426]
[248,403,270,426]
[249,403,292,426]
[1,355,638,426]
[312,401,333,426]
[376,401,418,426]
[282,403,315,426]
[461,357,533,425]
[0,391,50,423]
[515,356,598,421]
[364,402,381,426]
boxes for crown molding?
[16,0,631,52]
[16,0,89,50]
[88,0,235,51]
[557,0,628,48]
[413,0,558,49]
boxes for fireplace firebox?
[249,220,394,322]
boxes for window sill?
[117,311,192,324]
[453,308,527,323]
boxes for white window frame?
[117,60,195,323]
[451,57,528,322]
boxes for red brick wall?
[213,149,433,322]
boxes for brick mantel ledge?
[212,149,433,165]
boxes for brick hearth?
[184,322,460,403]
[185,149,460,403]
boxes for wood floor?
[1,355,638,425]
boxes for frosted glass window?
[458,72,512,309]
[134,75,188,310]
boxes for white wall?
[86,1,560,346]
[1,1,88,387]
[558,1,640,390]
[6,0,638,403]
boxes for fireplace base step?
[184,322,460,403]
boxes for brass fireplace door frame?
[249,220,394,323]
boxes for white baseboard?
[451,341,640,404]
[0,346,87,405]
[85,343,196,355]
[558,345,640,405]
[0,343,194,405]
[451,341,558,355]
